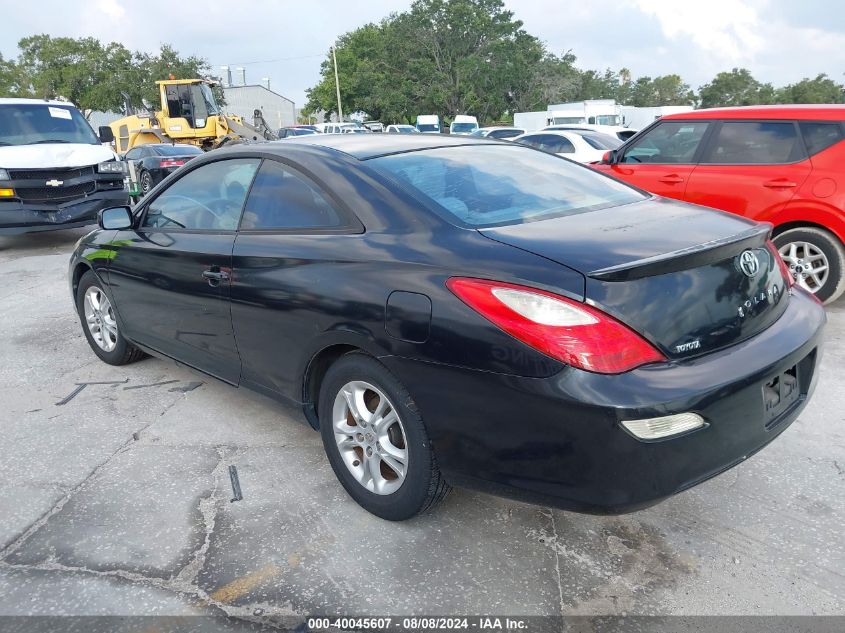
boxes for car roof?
[279,133,498,159]
[663,104,845,121]
[0,98,76,107]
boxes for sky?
[1,0,844,109]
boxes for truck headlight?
[0,168,9,180]
[97,161,126,174]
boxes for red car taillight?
[446,277,666,374]
[766,240,794,289]
[160,159,186,168]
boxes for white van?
[450,115,478,135]
[416,115,441,134]
[0,98,128,235]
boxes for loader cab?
[159,80,220,131]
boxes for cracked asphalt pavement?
[1,228,843,623]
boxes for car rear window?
[370,144,645,228]
[799,121,845,156]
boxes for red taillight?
[446,277,666,374]
[766,240,794,288]
[160,159,185,168]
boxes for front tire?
[318,352,450,520]
[774,227,845,304]
[76,271,145,365]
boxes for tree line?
[0,35,214,115]
[303,0,844,124]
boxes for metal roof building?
[223,84,296,131]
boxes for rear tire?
[774,227,845,304]
[76,271,146,365]
[139,170,153,195]
[318,352,450,520]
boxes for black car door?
[230,158,362,400]
[107,157,261,383]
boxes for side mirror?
[98,126,115,143]
[601,150,618,165]
[99,206,133,230]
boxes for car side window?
[799,121,844,156]
[518,134,550,150]
[621,121,710,164]
[239,160,344,230]
[388,127,398,134]
[701,121,804,164]
[143,158,260,231]
[125,147,142,160]
[550,137,576,154]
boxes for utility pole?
[331,46,343,122]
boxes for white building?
[222,84,296,131]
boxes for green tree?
[622,74,696,106]
[776,73,843,104]
[5,35,217,114]
[698,68,775,108]
[305,0,545,124]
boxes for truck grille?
[17,182,97,203]
[9,167,95,181]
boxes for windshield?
[371,145,644,228]
[398,126,419,133]
[595,115,620,126]
[199,83,220,116]
[451,123,478,133]
[0,104,100,146]
[153,144,203,156]
[417,124,439,132]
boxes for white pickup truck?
[0,98,128,235]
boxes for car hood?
[479,196,761,276]
[0,143,117,169]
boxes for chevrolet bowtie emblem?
[45,179,63,187]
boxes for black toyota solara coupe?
[69,134,826,521]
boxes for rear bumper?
[382,289,826,513]
[0,190,129,235]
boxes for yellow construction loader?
[109,78,277,153]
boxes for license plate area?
[763,364,800,428]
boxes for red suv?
[594,105,845,303]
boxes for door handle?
[763,179,797,189]
[658,174,684,184]
[202,269,230,283]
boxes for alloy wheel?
[778,241,829,294]
[332,380,408,495]
[140,172,152,194]
[83,286,118,352]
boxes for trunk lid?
[480,198,790,360]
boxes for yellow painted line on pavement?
[210,563,281,604]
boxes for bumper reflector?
[621,413,705,441]
[0,188,15,197]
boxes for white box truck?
[0,98,128,235]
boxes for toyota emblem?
[739,250,760,278]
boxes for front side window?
[621,121,710,164]
[371,144,645,228]
[702,121,803,164]
[799,121,844,156]
[240,160,343,230]
[0,104,100,146]
[143,159,259,230]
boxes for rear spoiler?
[588,224,772,282]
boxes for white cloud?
[95,0,126,20]
[634,0,765,64]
